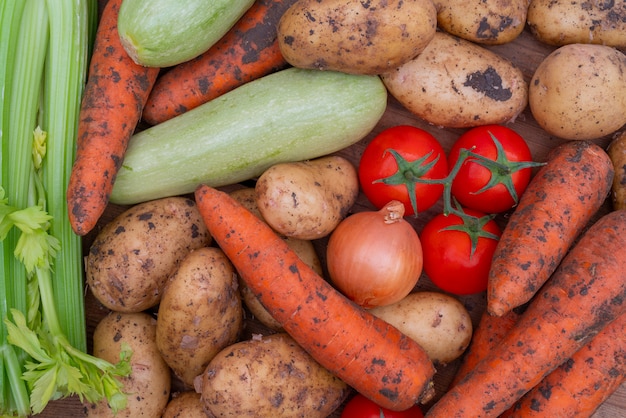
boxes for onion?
[326,200,423,308]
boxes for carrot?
[194,184,436,411]
[141,0,297,126]
[487,140,614,317]
[501,312,626,418]
[66,0,159,236]
[449,307,522,388]
[425,209,626,418]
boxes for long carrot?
[501,312,626,418]
[141,0,297,126]
[487,140,613,317]
[425,209,626,418]
[449,307,522,388]
[66,0,159,236]
[194,184,436,411]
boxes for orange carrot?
[449,308,522,388]
[194,184,436,411]
[66,0,159,236]
[502,312,626,418]
[142,0,297,126]
[425,209,626,418]
[487,140,614,317]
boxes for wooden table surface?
[34,1,625,416]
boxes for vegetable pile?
[3,0,626,417]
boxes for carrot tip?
[487,301,508,317]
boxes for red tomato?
[448,124,536,214]
[340,393,424,418]
[420,209,501,295]
[359,125,448,216]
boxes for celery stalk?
[86,0,98,64]
[1,0,44,415]
[1,0,131,415]
[42,0,88,351]
[3,0,45,318]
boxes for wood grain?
[34,1,625,416]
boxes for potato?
[86,197,211,312]
[230,187,324,330]
[162,391,206,418]
[370,291,473,365]
[229,187,266,220]
[86,312,171,417]
[277,0,437,75]
[435,0,528,45]
[382,31,528,128]
[608,131,626,211]
[527,0,626,48]
[231,188,340,260]
[156,247,243,387]
[255,155,359,239]
[195,333,349,417]
[529,44,626,141]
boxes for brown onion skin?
[326,200,423,308]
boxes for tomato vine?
[377,128,544,254]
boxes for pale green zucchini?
[117,0,254,67]
[110,68,387,205]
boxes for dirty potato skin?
[86,312,171,418]
[529,44,626,140]
[381,31,528,128]
[195,333,350,417]
[156,247,243,387]
[162,391,207,418]
[255,155,359,240]
[277,0,437,75]
[435,0,529,45]
[86,197,211,312]
[370,291,473,365]
[608,131,626,211]
[229,187,267,220]
[527,0,626,48]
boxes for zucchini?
[118,0,255,67]
[110,68,387,205]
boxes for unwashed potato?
[370,291,473,365]
[527,0,626,48]
[162,391,206,418]
[86,312,171,418]
[382,31,528,128]
[156,247,243,387]
[230,187,324,330]
[277,0,437,75]
[435,0,529,45]
[86,197,211,312]
[529,44,626,140]
[255,155,359,240]
[229,187,267,220]
[195,333,350,417]
[608,131,626,211]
